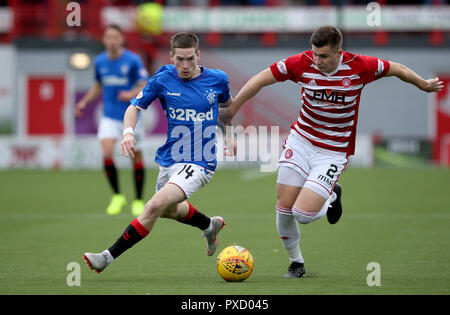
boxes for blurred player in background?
[220,25,444,278]
[75,24,149,216]
[83,32,235,273]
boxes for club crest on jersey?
[120,64,129,75]
[204,89,216,105]
[285,149,293,159]
[341,78,351,87]
[276,59,287,75]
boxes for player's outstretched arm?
[75,82,102,117]
[121,105,139,158]
[220,68,278,124]
[386,61,444,93]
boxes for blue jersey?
[131,65,231,171]
[95,49,148,121]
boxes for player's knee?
[133,150,143,162]
[292,206,315,224]
[160,204,178,219]
[101,143,116,158]
[142,197,169,219]
[276,199,294,211]
[102,150,114,160]
[276,184,301,211]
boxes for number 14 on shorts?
[178,164,195,179]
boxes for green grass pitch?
[0,167,449,295]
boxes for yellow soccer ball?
[217,245,254,282]
[136,3,163,35]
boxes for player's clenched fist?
[422,77,444,93]
[121,133,136,158]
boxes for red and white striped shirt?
[270,50,390,156]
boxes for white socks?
[202,219,213,234]
[276,195,333,264]
[102,249,115,264]
[276,207,304,264]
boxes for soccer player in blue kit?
[75,25,148,216]
[83,32,234,273]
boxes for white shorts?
[277,131,348,199]
[97,117,144,150]
[155,163,214,199]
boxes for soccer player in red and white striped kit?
[220,25,444,278]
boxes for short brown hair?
[310,25,342,51]
[104,24,123,35]
[170,32,199,53]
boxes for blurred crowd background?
[0,0,449,169]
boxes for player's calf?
[83,217,150,270]
[292,188,333,224]
[176,202,211,229]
